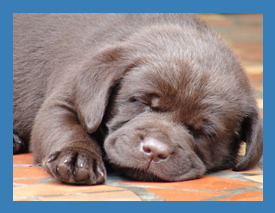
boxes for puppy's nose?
[141,137,171,162]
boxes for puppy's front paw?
[42,148,106,185]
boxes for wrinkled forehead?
[120,58,207,101]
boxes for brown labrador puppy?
[13,14,263,185]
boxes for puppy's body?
[13,14,263,184]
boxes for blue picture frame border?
[2,0,271,211]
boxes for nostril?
[157,153,168,160]
[143,146,152,154]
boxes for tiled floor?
[13,13,263,201]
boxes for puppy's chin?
[110,165,164,182]
[109,162,206,182]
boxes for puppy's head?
[75,25,263,181]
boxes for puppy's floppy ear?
[234,108,263,171]
[73,45,133,133]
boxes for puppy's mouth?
[109,155,206,182]
[107,153,166,182]
[145,158,153,172]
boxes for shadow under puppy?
[13,14,263,185]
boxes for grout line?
[13,183,28,187]
[202,188,263,201]
[13,164,41,167]
[13,177,53,180]
[115,183,263,193]
[13,177,54,189]
[13,189,128,201]
[123,186,163,201]
[202,191,244,201]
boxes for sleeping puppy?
[13,13,263,185]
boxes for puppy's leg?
[30,96,106,185]
[13,133,27,154]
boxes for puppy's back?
[12,13,220,142]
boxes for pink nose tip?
[141,137,171,162]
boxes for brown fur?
[13,13,263,185]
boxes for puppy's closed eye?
[186,123,218,140]
[128,96,140,103]
[129,95,163,112]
